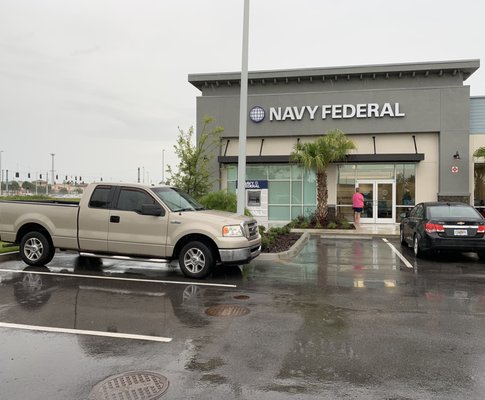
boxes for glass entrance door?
[357,180,395,223]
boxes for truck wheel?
[179,241,214,279]
[20,231,54,266]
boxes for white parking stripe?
[0,321,172,342]
[0,268,237,288]
[382,238,414,269]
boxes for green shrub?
[198,190,237,213]
[339,219,351,229]
[198,190,252,216]
[327,221,338,229]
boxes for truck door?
[107,187,168,257]
[78,185,113,252]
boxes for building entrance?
[357,180,395,224]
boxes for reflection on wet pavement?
[1,238,485,399]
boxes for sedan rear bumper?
[422,235,485,253]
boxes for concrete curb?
[258,231,311,261]
[291,228,399,239]
[0,251,20,262]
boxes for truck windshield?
[151,187,204,212]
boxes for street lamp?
[236,0,250,215]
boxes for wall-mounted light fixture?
[453,151,461,159]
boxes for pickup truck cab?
[0,183,261,278]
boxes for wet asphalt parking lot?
[1,236,485,400]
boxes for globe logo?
[249,106,265,123]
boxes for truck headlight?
[223,225,244,237]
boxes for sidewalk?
[291,223,400,239]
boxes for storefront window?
[269,205,290,221]
[269,165,291,180]
[227,165,237,181]
[337,163,416,222]
[291,181,303,203]
[269,181,290,204]
[247,165,267,180]
[224,164,317,222]
[395,164,415,206]
[291,165,303,180]
[303,170,316,204]
[357,164,394,179]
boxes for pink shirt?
[352,191,364,208]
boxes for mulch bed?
[262,232,302,253]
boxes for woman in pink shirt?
[352,187,365,227]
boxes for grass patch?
[0,241,18,253]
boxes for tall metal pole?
[50,153,55,185]
[0,150,3,196]
[162,148,165,184]
[237,0,250,215]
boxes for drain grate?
[205,304,250,317]
[89,371,169,400]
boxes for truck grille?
[246,221,259,240]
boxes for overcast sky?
[1,0,485,184]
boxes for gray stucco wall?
[190,60,479,201]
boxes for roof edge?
[189,59,480,87]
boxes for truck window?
[89,186,112,209]
[116,188,156,213]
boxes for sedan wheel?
[413,235,422,258]
[400,228,407,245]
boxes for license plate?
[454,229,468,236]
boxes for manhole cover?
[89,371,169,400]
[233,295,250,300]
[205,304,250,317]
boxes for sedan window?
[427,205,481,219]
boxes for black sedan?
[400,202,485,258]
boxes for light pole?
[237,0,250,215]
[50,153,55,185]
[162,148,165,184]
[0,150,3,196]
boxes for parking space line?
[0,321,172,342]
[0,268,237,288]
[382,238,414,269]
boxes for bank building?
[188,59,485,227]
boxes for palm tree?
[473,147,485,159]
[291,129,356,225]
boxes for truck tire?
[20,231,55,266]
[179,241,214,279]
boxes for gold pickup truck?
[0,183,261,278]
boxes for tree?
[291,129,356,225]
[166,116,223,199]
[9,181,20,194]
[474,147,485,159]
[22,181,35,192]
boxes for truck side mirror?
[141,204,164,216]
